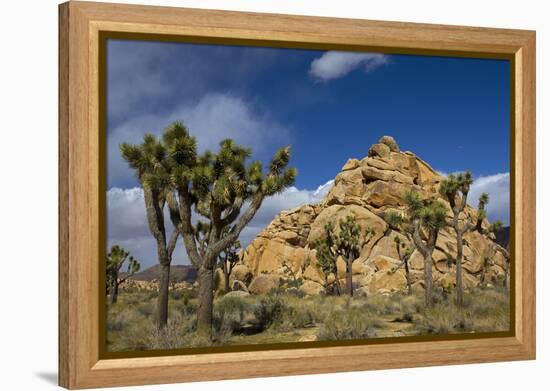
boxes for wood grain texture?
[58,1,536,389]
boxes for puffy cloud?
[106,180,333,268]
[469,173,510,225]
[108,93,290,188]
[310,51,389,80]
[107,40,283,122]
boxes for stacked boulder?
[232,136,508,296]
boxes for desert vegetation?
[108,133,511,351]
[106,285,510,351]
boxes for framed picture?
[59,1,536,389]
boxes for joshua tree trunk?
[455,229,464,306]
[197,265,214,338]
[224,271,231,292]
[503,258,509,289]
[158,263,170,328]
[411,219,436,308]
[334,276,342,296]
[423,253,434,307]
[345,257,354,296]
[404,259,412,295]
[108,279,118,304]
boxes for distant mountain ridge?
[129,264,197,283]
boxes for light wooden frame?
[59,1,536,389]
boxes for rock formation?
[233,136,507,295]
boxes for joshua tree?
[384,211,414,295]
[314,215,374,296]
[440,173,506,305]
[439,172,474,307]
[157,122,296,338]
[314,230,341,295]
[217,236,241,293]
[120,135,181,328]
[405,191,447,307]
[106,245,141,304]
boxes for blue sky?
[106,39,510,267]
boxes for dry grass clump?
[415,287,509,334]
[317,306,382,340]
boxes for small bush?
[414,287,510,334]
[214,295,252,333]
[136,302,155,318]
[253,296,287,330]
[317,307,381,341]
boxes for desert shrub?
[170,289,186,300]
[317,307,382,341]
[284,305,315,329]
[398,294,422,315]
[415,287,510,334]
[136,301,155,318]
[145,312,197,350]
[362,293,402,316]
[173,296,196,317]
[107,307,137,332]
[284,287,306,298]
[417,305,473,334]
[214,295,252,332]
[253,295,287,330]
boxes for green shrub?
[214,295,252,333]
[253,295,287,330]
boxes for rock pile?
[232,136,507,296]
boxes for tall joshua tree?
[218,236,241,292]
[106,245,141,304]
[405,192,447,307]
[314,215,374,296]
[159,122,296,338]
[439,172,474,307]
[120,135,180,328]
[439,173,505,306]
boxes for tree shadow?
[35,372,57,385]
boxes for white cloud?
[108,93,290,187]
[469,173,510,225]
[310,51,389,81]
[106,180,333,268]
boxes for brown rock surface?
[299,280,326,296]
[248,274,280,294]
